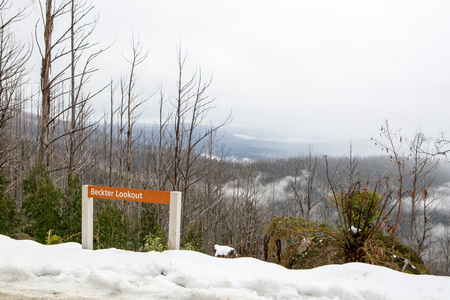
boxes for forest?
[1,0,450,277]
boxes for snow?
[214,244,235,257]
[0,235,449,299]
[350,226,361,235]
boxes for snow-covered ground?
[0,235,449,299]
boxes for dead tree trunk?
[38,0,53,167]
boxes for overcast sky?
[24,0,450,148]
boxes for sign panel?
[82,185,181,250]
[87,185,170,205]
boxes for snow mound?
[214,244,236,257]
[0,235,449,299]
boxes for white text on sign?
[90,187,143,200]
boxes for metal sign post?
[82,185,181,251]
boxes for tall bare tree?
[374,121,407,267]
[438,227,450,275]
[169,47,231,234]
[287,147,324,221]
[65,0,104,181]
[122,35,148,188]
[407,132,439,256]
[113,35,148,188]
[226,163,269,258]
[38,0,68,166]
[375,121,441,265]
[37,0,103,173]
[0,0,30,171]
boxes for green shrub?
[0,172,18,236]
[22,165,63,243]
[94,201,138,250]
[334,190,383,229]
[46,230,63,245]
[264,216,336,268]
[182,221,204,252]
[141,233,167,252]
[264,215,432,274]
[329,188,391,263]
[61,173,82,243]
[139,204,166,248]
[364,233,433,274]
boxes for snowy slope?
[0,235,448,299]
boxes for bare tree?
[438,227,450,275]
[167,47,231,235]
[37,0,103,173]
[0,0,30,170]
[374,121,407,267]
[287,147,325,221]
[65,0,105,181]
[374,121,441,265]
[407,132,439,256]
[287,156,304,218]
[113,35,148,188]
[122,35,148,188]
[144,86,170,191]
[108,79,118,186]
[431,133,450,159]
[225,163,269,258]
[192,132,230,253]
[345,143,360,189]
[37,0,69,167]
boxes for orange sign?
[87,185,170,205]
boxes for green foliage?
[22,165,63,243]
[12,232,33,240]
[333,190,383,229]
[46,230,63,245]
[61,173,82,243]
[182,221,204,252]
[181,242,198,251]
[94,201,169,251]
[140,204,165,244]
[94,201,140,250]
[0,172,18,236]
[94,201,127,249]
[264,216,337,268]
[330,189,390,263]
[264,214,431,274]
[18,168,81,244]
[364,234,433,274]
[141,233,167,252]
